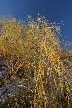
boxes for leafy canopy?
[0,14,72,108]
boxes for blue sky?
[0,0,72,48]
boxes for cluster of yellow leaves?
[0,14,72,108]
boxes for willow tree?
[0,14,72,108]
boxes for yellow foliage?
[0,14,72,108]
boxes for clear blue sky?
[0,0,72,48]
